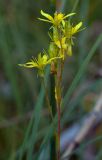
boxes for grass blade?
[63,34,102,108]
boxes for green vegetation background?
[0,0,102,159]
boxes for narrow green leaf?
[63,34,102,108]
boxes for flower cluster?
[19,10,84,76]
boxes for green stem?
[50,73,57,160]
[41,77,53,120]
[57,100,61,160]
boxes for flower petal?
[47,56,62,64]
[40,10,54,22]
[72,22,83,34]
[19,61,38,68]
[38,18,52,23]
[63,13,76,19]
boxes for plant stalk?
[57,100,61,160]
[50,73,57,160]
[56,60,63,160]
[41,77,53,120]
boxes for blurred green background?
[0,0,102,160]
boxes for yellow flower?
[71,22,83,35]
[19,54,57,69]
[63,21,84,56]
[38,10,75,26]
[54,37,67,50]
[52,27,67,49]
[64,21,83,38]
[19,53,62,76]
